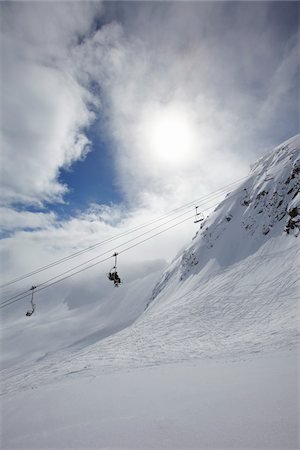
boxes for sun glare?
[142,106,196,168]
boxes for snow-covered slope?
[4,135,298,376]
[148,134,300,305]
[2,136,299,450]
[2,135,299,393]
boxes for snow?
[1,135,300,449]
[1,351,298,449]
[0,263,165,369]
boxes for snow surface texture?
[2,352,298,449]
[1,135,300,449]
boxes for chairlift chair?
[194,206,204,224]
[107,252,121,287]
[26,285,36,317]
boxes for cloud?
[2,2,297,210]
[1,56,93,205]
[257,34,299,138]
[0,2,103,206]
[0,207,56,231]
[68,16,246,209]
[1,1,103,60]
[65,1,298,211]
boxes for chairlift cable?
[1,207,197,305]
[0,189,244,309]
[0,214,196,309]
[0,176,248,289]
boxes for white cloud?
[1,1,103,60]
[2,2,297,211]
[257,35,299,137]
[0,207,56,231]
[0,2,103,206]
[1,54,93,205]
[67,18,250,210]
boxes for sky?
[0,1,299,314]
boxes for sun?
[140,104,196,168]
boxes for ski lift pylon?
[194,206,204,223]
[26,285,36,317]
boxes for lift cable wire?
[0,177,246,289]
[1,188,238,311]
[1,207,196,304]
[0,188,227,308]
[0,206,199,305]
[0,185,247,310]
[0,185,246,308]
[0,176,248,290]
[0,213,196,309]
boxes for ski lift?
[107,252,121,287]
[194,206,204,224]
[26,285,37,317]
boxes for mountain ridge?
[147,134,300,307]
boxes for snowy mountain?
[135,133,300,360]
[149,134,300,306]
[2,135,300,449]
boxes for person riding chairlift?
[108,270,121,287]
[108,252,121,287]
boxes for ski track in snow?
[2,238,299,397]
